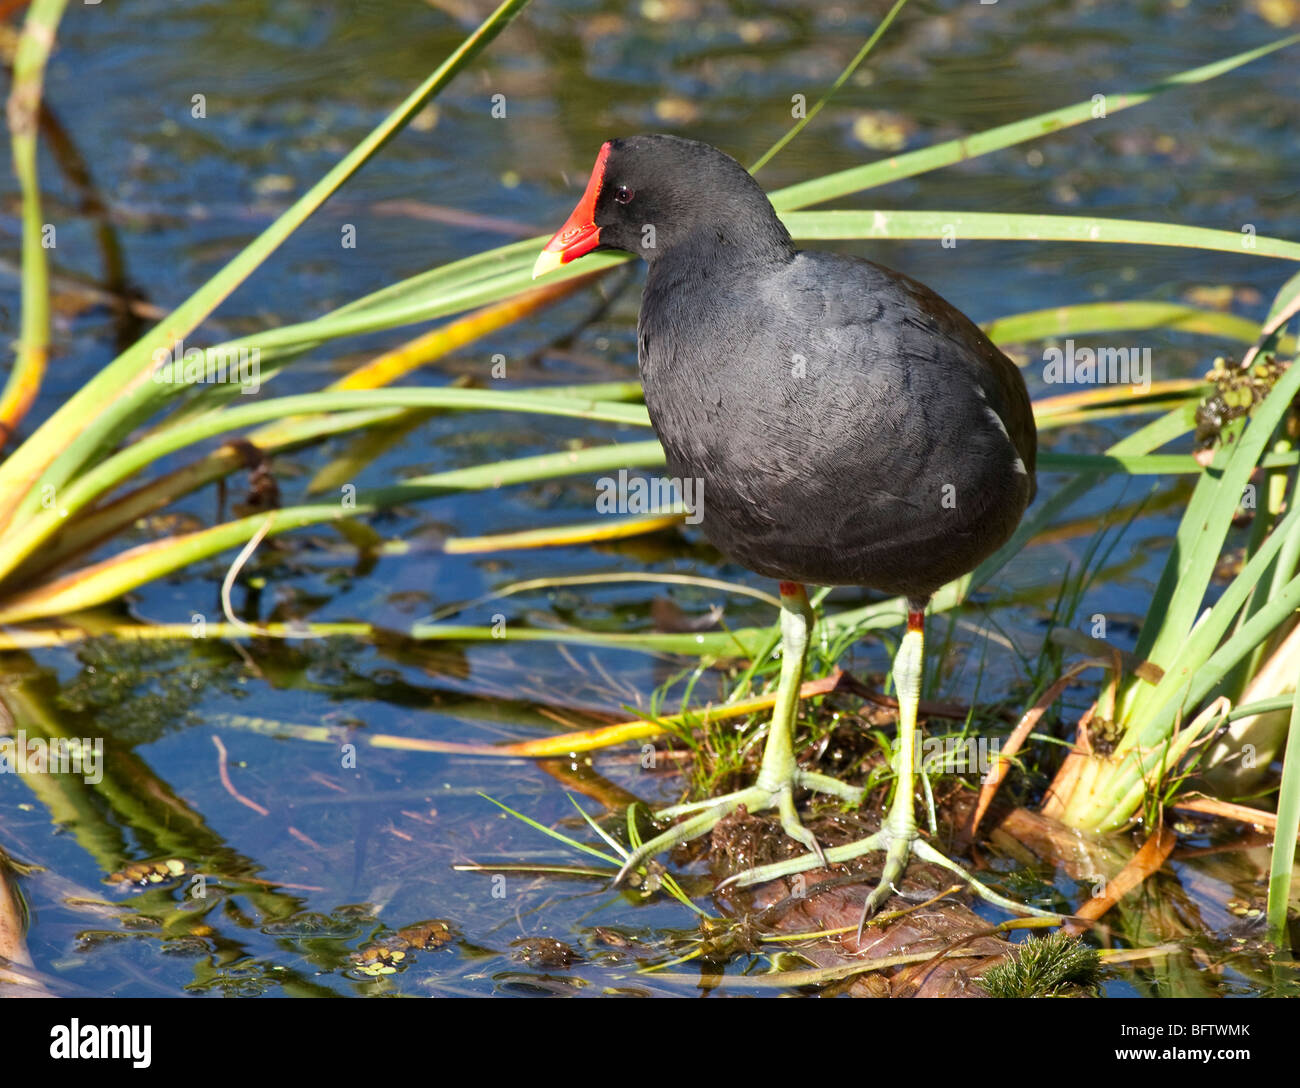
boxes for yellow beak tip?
[531,250,564,280]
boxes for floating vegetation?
[980,933,1102,999]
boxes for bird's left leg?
[612,582,861,887]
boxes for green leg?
[612,582,863,887]
[855,606,923,922]
[719,603,1060,936]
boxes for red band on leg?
[778,581,802,597]
[907,608,925,632]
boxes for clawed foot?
[718,817,1060,939]
[612,770,863,888]
[613,583,867,891]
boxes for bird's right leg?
[612,582,861,887]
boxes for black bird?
[534,135,1046,929]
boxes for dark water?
[1,0,1298,996]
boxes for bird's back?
[638,249,1036,597]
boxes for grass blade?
[0,0,69,442]
[478,793,620,867]
[1266,688,1300,946]
[749,0,911,174]
[768,34,1299,211]
[984,301,1293,352]
[781,210,1300,261]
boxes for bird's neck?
[644,218,794,292]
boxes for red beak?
[532,142,611,279]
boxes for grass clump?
[980,932,1101,998]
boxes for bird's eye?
[614,186,635,205]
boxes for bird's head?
[532,134,792,278]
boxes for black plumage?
[594,135,1035,598]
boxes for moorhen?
[533,134,1048,929]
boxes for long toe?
[852,846,907,939]
[856,877,897,936]
[612,801,737,887]
[794,770,867,806]
[776,789,827,868]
